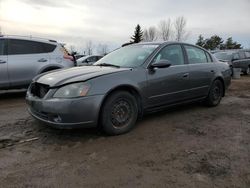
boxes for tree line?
[196,35,242,50]
[128,18,243,51]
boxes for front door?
[145,44,190,108]
[0,39,9,89]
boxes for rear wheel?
[205,79,223,107]
[101,91,138,135]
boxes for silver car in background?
[0,35,75,89]
[77,55,103,66]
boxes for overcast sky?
[0,0,250,52]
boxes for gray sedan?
[26,42,231,135]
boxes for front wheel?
[100,91,138,135]
[204,79,223,107]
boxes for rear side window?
[8,39,56,55]
[43,43,56,53]
[184,45,208,64]
[0,39,7,55]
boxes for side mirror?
[150,60,172,69]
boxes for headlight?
[53,83,90,98]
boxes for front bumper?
[26,92,104,129]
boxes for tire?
[243,67,250,75]
[205,79,223,107]
[101,91,138,135]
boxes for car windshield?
[214,52,233,61]
[94,44,159,68]
[77,56,88,62]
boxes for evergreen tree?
[225,37,242,49]
[131,24,143,43]
[203,35,224,50]
[196,35,205,47]
[195,35,242,50]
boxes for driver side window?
[152,45,184,66]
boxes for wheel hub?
[111,100,131,128]
[213,84,221,100]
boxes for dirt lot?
[0,76,250,188]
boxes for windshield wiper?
[96,63,120,68]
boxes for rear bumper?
[26,92,104,129]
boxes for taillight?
[63,54,74,61]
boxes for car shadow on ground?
[30,102,205,144]
[0,89,27,100]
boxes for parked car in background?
[26,42,231,135]
[77,55,103,66]
[74,54,85,60]
[213,50,250,75]
[0,35,75,89]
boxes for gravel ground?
[0,76,250,188]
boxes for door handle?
[0,60,6,64]
[38,58,48,62]
[183,73,189,78]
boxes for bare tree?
[158,19,172,41]
[97,43,109,55]
[69,45,76,54]
[85,40,94,55]
[148,26,158,41]
[143,27,157,42]
[143,29,150,42]
[174,16,189,42]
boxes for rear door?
[0,39,9,88]
[184,45,215,98]
[7,39,50,87]
[146,44,190,107]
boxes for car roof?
[129,41,211,53]
[0,35,58,45]
[131,41,207,47]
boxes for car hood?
[35,66,130,87]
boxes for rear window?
[8,39,56,55]
[60,45,71,55]
[214,52,233,61]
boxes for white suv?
[0,35,75,89]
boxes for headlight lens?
[53,83,90,98]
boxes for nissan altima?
[26,42,231,135]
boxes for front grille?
[30,82,50,98]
